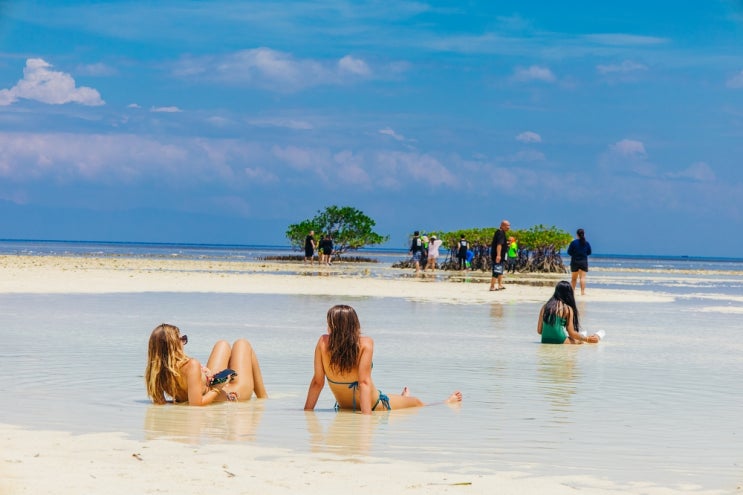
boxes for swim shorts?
[492,262,504,276]
[570,260,589,272]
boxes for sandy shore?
[2,254,727,495]
[1,423,724,495]
[0,254,674,304]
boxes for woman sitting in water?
[145,323,268,405]
[304,304,462,414]
[537,281,601,344]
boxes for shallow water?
[1,284,741,492]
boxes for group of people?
[409,222,594,304]
[145,305,463,411]
[145,273,601,408]
[304,230,334,266]
[144,226,597,407]
[409,231,444,273]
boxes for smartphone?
[209,368,237,386]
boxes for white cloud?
[272,145,329,170]
[0,58,104,106]
[512,65,555,83]
[379,128,406,141]
[334,151,370,185]
[338,55,371,76]
[375,151,458,188]
[666,162,716,182]
[610,139,647,157]
[726,70,743,89]
[243,167,278,184]
[127,103,141,109]
[597,60,648,74]
[516,131,541,143]
[150,106,182,113]
[173,48,374,92]
[0,132,185,181]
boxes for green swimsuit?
[541,316,568,344]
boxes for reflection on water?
[144,401,265,443]
[535,345,579,419]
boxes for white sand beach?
[0,254,675,304]
[0,255,738,495]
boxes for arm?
[586,242,592,256]
[562,307,599,344]
[567,240,575,256]
[184,359,223,406]
[303,337,326,410]
[357,338,374,415]
[536,307,544,335]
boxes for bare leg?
[227,339,268,399]
[384,389,462,410]
[205,340,231,373]
[571,271,579,292]
[579,270,587,295]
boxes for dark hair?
[577,228,586,246]
[414,231,420,236]
[326,305,361,374]
[542,281,580,333]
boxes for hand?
[586,335,600,343]
[221,386,238,401]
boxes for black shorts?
[571,260,589,272]
[305,248,314,257]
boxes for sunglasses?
[180,334,188,345]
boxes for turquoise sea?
[0,240,741,493]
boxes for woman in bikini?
[145,323,268,405]
[537,281,602,344]
[304,304,462,414]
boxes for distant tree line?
[286,206,572,272]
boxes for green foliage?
[430,224,572,272]
[432,224,571,252]
[513,224,572,251]
[286,205,389,254]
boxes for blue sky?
[1,1,742,257]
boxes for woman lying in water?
[537,281,602,344]
[145,323,268,405]
[304,304,462,414]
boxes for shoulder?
[359,335,374,350]
[181,357,201,375]
[561,304,573,318]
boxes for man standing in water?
[489,219,510,291]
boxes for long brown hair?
[326,305,361,374]
[145,323,190,404]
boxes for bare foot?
[401,386,410,397]
[446,391,463,403]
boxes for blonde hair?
[145,324,190,404]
